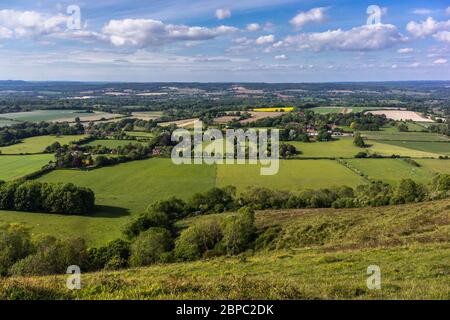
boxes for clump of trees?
[0,181,95,214]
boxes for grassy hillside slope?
[2,199,448,300]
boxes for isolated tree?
[353,132,366,148]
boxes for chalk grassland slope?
[3,199,449,300]
[0,154,54,181]
[0,135,88,154]
[216,160,367,192]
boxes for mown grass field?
[346,159,434,184]
[216,160,366,192]
[0,154,54,181]
[0,135,88,154]
[3,199,448,300]
[291,138,359,158]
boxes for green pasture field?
[416,159,450,175]
[84,139,144,148]
[291,138,359,158]
[0,159,215,245]
[0,135,88,154]
[37,158,216,214]
[346,158,433,184]
[216,159,366,192]
[0,154,54,181]
[377,140,450,156]
[361,131,449,142]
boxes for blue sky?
[0,0,449,82]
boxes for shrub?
[123,210,171,239]
[187,186,236,215]
[222,207,257,255]
[129,228,173,267]
[10,236,89,276]
[429,174,450,199]
[0,224,33,276]
[87,239,130,270]
[391,179,427,204]
[174,219,224,261]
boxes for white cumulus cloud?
[102,19,238,47]
[215,8,231,20]
[246,23,261,32]
[406,17,450,38]
[434,31,450,43]
[0,9,67,39]
[277,24,406,52]
[290,7,327,28]
[255,34,274,45]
